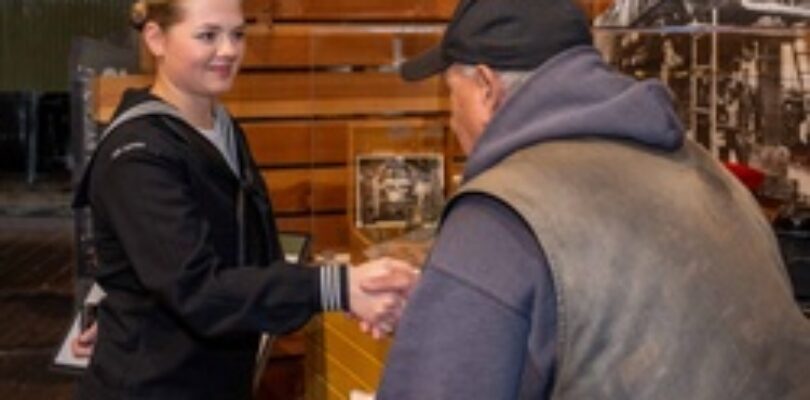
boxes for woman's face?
[147,0,245,98]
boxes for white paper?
[52,313,90,371]
[350,390,376,400]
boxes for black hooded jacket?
[74,88,324,399]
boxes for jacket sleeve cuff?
[319,263,349,312]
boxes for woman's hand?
[70,322,98,358]
[347,257,420,339]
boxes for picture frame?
[355,153,445,229]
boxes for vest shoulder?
[464,139,700,190]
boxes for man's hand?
[70,322,98,358]
[348,257,419,339]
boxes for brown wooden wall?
[96,7,456,256]
[244,0,613,23]
[99,0,613,252]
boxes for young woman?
[72,0,417,398]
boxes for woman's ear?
[473,64,506,112]
[142,21,166,59]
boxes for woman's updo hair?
[130,0,183,31]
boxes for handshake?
[345,257,420,339]
[71,257,420,358]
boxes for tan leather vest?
[458,138,810,399]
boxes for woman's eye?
[197,32,217,42]
[232,30,245,41]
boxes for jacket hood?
[112,87,157,117]
[464,46,684,180]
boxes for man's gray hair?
[458,65,535,101]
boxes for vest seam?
[455,187,570,398]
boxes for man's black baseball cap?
[400,0,593,81]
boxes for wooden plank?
[94,72,447,123]
[141,24,442,71]
[244,0,271,20]
[244,117,447,167]
[321,313,391,365]
[446,131,464,160]
[243,121,349,166]
[305,370,347,400]
[269,330,307,358]
[270,0,458,22]
[262,167,347,213]
[305,314,391,397]
[348,119,447,156]
[275,214,349,252]
[306,338,373,395]
[313,348,372,397]
[244,24,442,68]
[269,0,608,22]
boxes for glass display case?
[347,119,448,263]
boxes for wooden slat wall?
[264,0,618,24]
[141,24,443,71]
[245,0,611,22]
[304,315,392,399]
[243,24,442,68]
[242,0,271,21]
[94,73,447,123]
[242,120,350,166]
[267,0,456,22]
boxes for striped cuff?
[319,264,346,312]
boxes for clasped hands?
[346,257,420,339]
[71,257,419,358]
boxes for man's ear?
[142,21,166,59]
[473,64,506,111]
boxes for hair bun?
[130,0,148,31]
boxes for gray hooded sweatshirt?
[378,46,687,399]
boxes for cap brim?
[399,47,450,82]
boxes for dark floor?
[0,172,77,399]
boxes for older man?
[378,0,810,399]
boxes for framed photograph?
[355,153,445,229]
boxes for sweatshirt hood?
[464,46,684,180]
